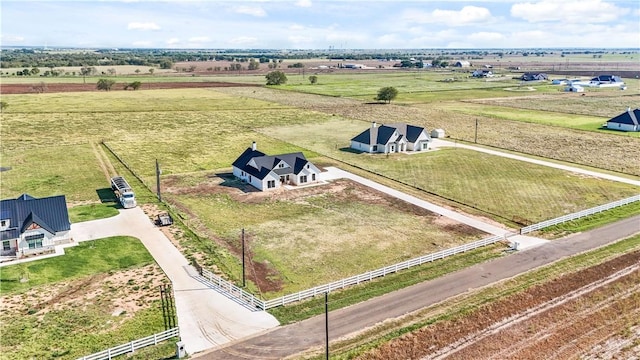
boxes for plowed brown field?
[358,250,640,360]
[0,81,257,94]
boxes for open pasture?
[164,175,485,296]
[218,86,640,176]
[262,118,640,225]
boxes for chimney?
[252,141,257,151]
[372,121,377,128]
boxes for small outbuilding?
[565,84,584,92]
[454,61,471,67]
[430,129,445,138]
[606,108,640,132]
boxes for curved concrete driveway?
[71,208,279,356]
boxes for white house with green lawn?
[351,122,431,154]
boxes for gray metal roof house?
[350,122,431,154]
[1,194,71,259]
[232,142,321,191]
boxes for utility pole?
[474,119,478,143]
[242,228,246,287]
[156,159,161,201]
[325,292,329,360]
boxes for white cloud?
[511,0,628,23]
[166,38,180,45]
[295,0,312,8]
[288,35,312,44]
[188,36,210,43]
[234,5,267,17]
[132,40,152,47]
[228,36,259,46]
[1,34,25,42]
[127,22,160,31]
[404,6,493,26]
[289,24,305,31]
[468,31,505,42]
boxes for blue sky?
[2,0,639,49]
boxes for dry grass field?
[217,86,640,176]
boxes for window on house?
[312,174,316,181]
[25,233,44,249]
[300,175,307,183]
[2,241,10,251]
[0,220,6,227]
[267,180,276,188]
[372,145,378,151]
[278,163,285,168]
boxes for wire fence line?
[77,327,179,360]
[520,194,640,234]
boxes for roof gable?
[607,108,639,126]
[0,194,70,237]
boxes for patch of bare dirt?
[0,264,169,325]
[356,250,640,360]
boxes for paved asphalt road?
[196,215,640,359]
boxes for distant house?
[472,69,493,78]
[521,72,548,81]
[454,61,471,67]
[565,84,584,92]
[1,194,71,259]
[552,78,568,85]
[232,142,321,191]
[591,74,623,84]
[606,108,640,132]
[351,122,431,154]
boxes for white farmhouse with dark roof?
[1,194,71,259]
[606,108,640,132]
[232,142,321,191]
[350,122,431,154]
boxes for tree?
[265,71,287,85]
[148,68,155,75]
[248,59,260,70]
[124,81,142,90]
[375,86,398,104]
[0,101,8,112]
[97,78,116,91]
[80,66,96,83]
[308,75,318,84]
[30,67,40,76]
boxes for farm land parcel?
[3,76,638,298]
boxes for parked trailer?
[110,176,137,208]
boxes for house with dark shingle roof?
[606,108,640,132]
[520,72,548,81]
[350,122,431,154]
[232,142,321,191]
[1,194,71,258]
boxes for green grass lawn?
[0,237,153,293]
[0,237,169,360]
[0,144,109,202]
[68,203,120,223]
[263,119,640,225]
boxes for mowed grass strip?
[263,119,640,224]
[0,236,153,294]
[170,179,485,297]
[0,144,109,202]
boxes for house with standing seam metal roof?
[350,122,431,154]
[232,142,321,191]
[1,194,71,259]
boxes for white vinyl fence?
[77,327,179,360]
[521,194,640,234]
[198,234,507,310]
